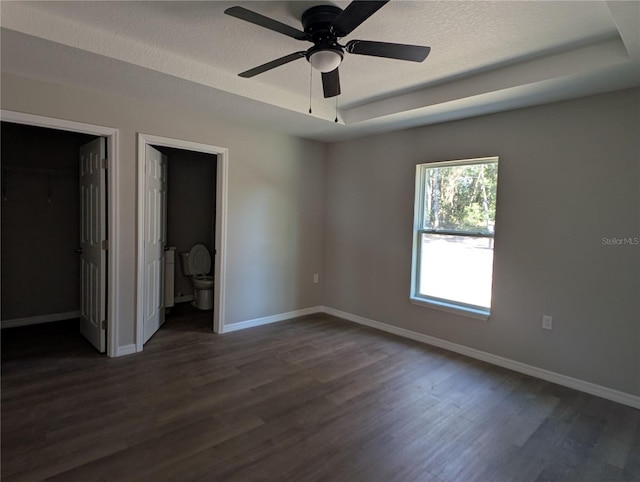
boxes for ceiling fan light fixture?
[309,49,342,73]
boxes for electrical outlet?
[542,315,553,330]
[313,274,319,284]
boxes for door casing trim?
[136,133,228,351]
[1,109,120,357]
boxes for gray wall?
[162,146,216,298]
[1,122,94,320]
[2,71,637,398]
[325,88,640,396]
[1,72,326,346]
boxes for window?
[411,157,499,319]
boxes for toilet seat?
[193,274,214,289]
[187,244,211,275]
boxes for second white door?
[143,145,167,343]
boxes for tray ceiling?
[1,1,639,141]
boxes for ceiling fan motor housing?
[302,5,344,62]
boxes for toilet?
[180,244,214,310]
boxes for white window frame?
[410,157,499,320]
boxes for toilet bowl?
[180,244,214,310]
[193,274,214,290]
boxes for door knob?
[75,247,84,254]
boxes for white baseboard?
[1,311,81,329]
[116,344,137,357]
[223,306,324,334]
[323,306,640,410]
[105,302,640,409]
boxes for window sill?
[410,296,490,321]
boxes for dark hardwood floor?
[2,306,639,481]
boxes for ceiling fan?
[225,1,431,98]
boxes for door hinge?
[101,158,108,169]
[102,240,108,250]
[101,320,107,330]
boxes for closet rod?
[1,166,78,177]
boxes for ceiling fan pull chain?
[334,96,339,123]
[309,64,313,114]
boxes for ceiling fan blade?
[238,52,307,78]
[346,40,430,62]
[322,68,341,98]
[225,6,306,40]
[331,1,389,37]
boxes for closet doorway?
[0,111,119,356]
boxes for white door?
[79,138,106,353]
[143,145,168,343]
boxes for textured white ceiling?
[1,1,639,141]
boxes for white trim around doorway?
[136,133,228,352]
[1,109,120,357]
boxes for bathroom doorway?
[136,134,227,350]
[0,111,119,356]
[160,146,217,305]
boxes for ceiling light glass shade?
[309,49,342,73]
